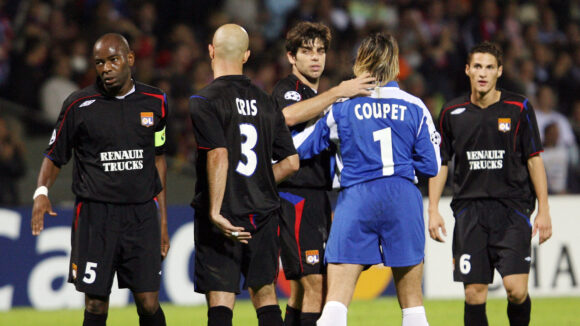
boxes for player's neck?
[212,60,244,79]
[293,68,319,91]
[470,88,501,109]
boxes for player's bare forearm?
[155,154,170,257]
[207,148,228,218]
[273,154,299,183]
[427,165,448,242]
[428,165,448,213]
[283,74,375,126]
[527,155,552,243]
[31,157,61,235]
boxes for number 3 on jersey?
[236,123,258,176]
[373,127,394,176]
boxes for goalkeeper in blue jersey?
[295,33,441,326]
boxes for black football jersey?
[190,75,296,218]
[438,90,543,213]
[44,80,167,203]
[271,74,332,190]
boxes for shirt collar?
[115,82,136,99]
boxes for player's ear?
[497,64,503,78]
[127,51,135,67]
[287,52,296,65]
[465,63,470,76]
[208,44,215,60]
[242,50,250,64]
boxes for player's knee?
[135,294,160,315]
[464,285,487,304]
[85,297,109,315]
[506,286,528,303]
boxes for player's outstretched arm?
[428,165,448,242]
[207,147,251,243]
[155,154,170,258]
[527,155,552,244]
[273,153,299,183]
[31,157,61,236]
[283,73,375,126]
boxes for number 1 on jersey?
[236,123,258,176]
[373,127,394,176]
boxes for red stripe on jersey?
[529,150,543,157]
[74,201,83,231]
[438,101,469,147]
[504,101,524,111]
[197,146,210,150]
[47,94,101,157]
[294,199,305,273]
[504,101,525,152]
[295,80,300,91]
[249,214,257,229]
[141,92,166,117]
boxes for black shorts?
[279,188,332,280]
[193,208,280,294]
[452,199,532,284]
[69,199,161,297]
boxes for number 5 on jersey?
[236,123,258,176]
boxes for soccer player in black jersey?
[31,33,169,326]
[428,42,553,326]
[189,24,299,326]
[271,21,374,326]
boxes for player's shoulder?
[499,89,528,105]
[272,75,302,100]
[135,81,165,96]
[63,83,101,108]
[441,94,470,111]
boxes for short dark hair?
[285,22,331,56]
[468,41,503,67]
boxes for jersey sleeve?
[43,94,78,167]
[294,106,335,160]
[189,95,227,149]
[272,107,297,160]
[519,99,544,157]
[273,84,301,109]
[412,103,441,177]
[155,93,169,155]
[437,105,454,165]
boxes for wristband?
[33,186,48,200]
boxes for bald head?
[211,24,249,61]
[94,33,131,56]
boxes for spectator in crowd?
[0,116,25,206]
[541,123,569,194]
[40,55,79,122]
[534,85,576,148]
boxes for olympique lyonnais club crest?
[141,112,154,127]
[306,250,320,265]
[498,118,511,133]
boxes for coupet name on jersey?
[466,150,505,170]
[236,98,258,116]
[100,149,144,172]
[354,102,407,121]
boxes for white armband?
[33,186,48,200]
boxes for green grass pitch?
[1,297,578,325]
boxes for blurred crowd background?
[1,0,580,207]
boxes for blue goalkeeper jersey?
[295,81,441,188]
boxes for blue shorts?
[326,177,425,267]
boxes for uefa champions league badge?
[306,250,320,265]
[498,118,511,133]
[141,112,154,127]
